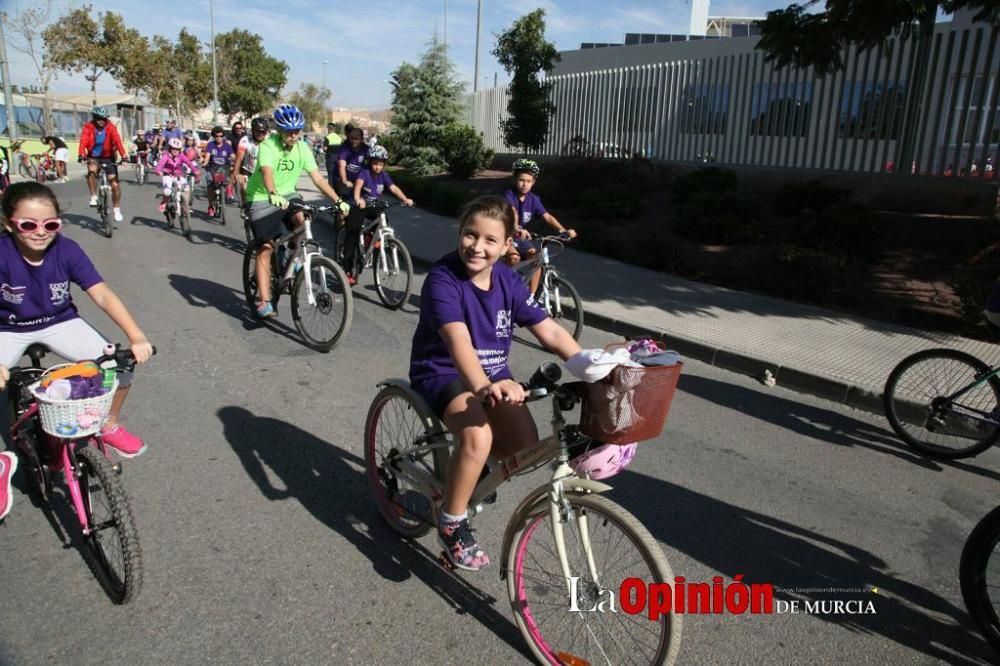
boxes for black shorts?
[89,158,118,178]
[430,377,470,420]
[248,194,303,247]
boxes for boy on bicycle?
[409,195,581,570]
[503,159,576,294]
[244,104,345,319]
[78,106,129,223]
[343,145,413,285]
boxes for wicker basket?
[575,362,682,445]
[31,365,118,438]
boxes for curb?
[411,253,885,416]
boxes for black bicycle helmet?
[250,117,269,134]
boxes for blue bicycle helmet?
[91,105,109,119]
[273,104,305,131]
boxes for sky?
[5,0,810,110]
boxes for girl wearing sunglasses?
[0,182,154,463]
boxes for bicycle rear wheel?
[961,504,1000,654]
[373,237,413,310]
[508,493,681,665]
[242,243,279,312]
[180,199,192,239]
[364,384,440,538]
[536,272,584,341]
[76,446,142,604]
[100,191,113,238]
[884,348,1000,459]
[291,255,353,352]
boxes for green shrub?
[952,269,995,337]
[789,201,884,262]
[773,180,851,217]
[400,145,446,176]
[536,158,657,209]
[671,167,738,207]
[378,132,404,164]
[752,244,859,304]
[439,124,494,179]
[430,183,473,217]
[673,191,765,244]
[578,186,643,223]
[636,230,692,275]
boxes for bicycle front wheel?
[884,348,1000,459]
[961,504,1000,654]
[180,200,191,239]
[508,493,681,666]
[100,192,113,238]
[364,384,440,538]
[374,237,413,310]
[536,273,584,341]
[291,255,353,352]
[76,446,142,604]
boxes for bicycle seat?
[25,344,49,363]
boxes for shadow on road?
[62,212,106,237]
[166,273,312,349]
[680,374,1000,482]
[216,406,532,659]
[609,467,995,664]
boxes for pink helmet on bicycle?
[570,442,637,480]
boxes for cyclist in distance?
[155,138,200,213]
[161,118,183,145]
[201,126,234,218]
[244,104,345,319]
[228,121,246,149]
[409,195,582,571]
[41,135,69,182]
[78,106,129,223]
[182,131,200,164]
[336,126,369,199]
[0,182,154,469]
[233,117,269,191]
[322,122,343,189]
[343,145,413,285]
[132,131,150,166]
[145,124,163,157]
[503,158,576,294]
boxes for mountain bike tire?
[242,243,279,313]
[373,237,413,310]
[537,272,584,341]
[291,256,352,352]
[961,504,1000,654]
[884,348,1000,459]
[77,446,142,604]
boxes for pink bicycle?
[5,343,154,604]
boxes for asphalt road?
[0,171,998,665]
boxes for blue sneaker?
[256,302,276,319]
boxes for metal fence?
[466,20,1000,177]
[0,93,172,140]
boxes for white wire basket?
[31,364,118,438]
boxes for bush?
[671,167,738,207]
[378,132,404,165]
[537,158,657,209]
[952,269,995,337]
[430,183,474,217]
[400,145,447,176]
[578,185,643,223]
[673,191,765,244]
[752,244,860,304]
[773,180,851,217]
[439,124,494,179]
[789,201,884,262]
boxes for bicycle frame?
[356,212,400,274]
[8,392,109,535]
[377,380,612,591]
[932,365,1000,425]
[274,214,327,307]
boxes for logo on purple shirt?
[1,282,26,305]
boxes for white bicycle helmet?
[167,137,183,150]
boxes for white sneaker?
[113,208,123,223]
[89,195,98,206]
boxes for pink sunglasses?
[12,217,63,233]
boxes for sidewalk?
[303,176,998,415]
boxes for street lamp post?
[0,16,16,140]
[473,0,482,92]
[322,60,328,91]
[443,0,447,51]
[210,0,219,122]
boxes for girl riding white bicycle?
[408,195,582,570]
[155,138,201,214]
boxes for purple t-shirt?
[337,145,369,183]
[504,190,548,230]
[356,168,394,198]
[409,252,548,400]
[0,234,103,332]
[205,140,234,168]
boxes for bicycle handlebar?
[528,231,573,242]
[95,345,158,373]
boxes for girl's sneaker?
[0,451,18,520]
[256,301,276,319]
[101,425,147,458]
[438,517,490,571]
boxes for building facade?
[465,11,1000,177]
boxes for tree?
[43,6,142,104]
[388,36,464,174]
[288,83,332,130]
[118,30,212,125]
[2,0,63,133]
[492,9,560,154]
[756,1,1000,170]
[214,29,288,120]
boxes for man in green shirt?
[246,104,345,319]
